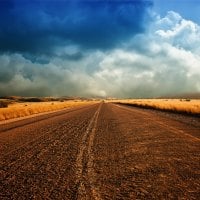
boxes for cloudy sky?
[0,0,200,98]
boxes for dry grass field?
[1,97,199,121]
[0,100,97,121]
[109,99,200,115]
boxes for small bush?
[185,99,191,102]
[0,101,9,108]
[20,97,44,102]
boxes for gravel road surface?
[1,103,199,199]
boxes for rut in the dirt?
[75,103,102,200]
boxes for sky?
[0,0,200,98]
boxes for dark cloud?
[1,3,199,98]
[59,52,84,61]
[0,0,152,55]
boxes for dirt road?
[1,103,200,199]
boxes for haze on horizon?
[0,0,200,98]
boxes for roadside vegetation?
[0,96,98,121]
[0,101,9,108]
[111,99,200,115]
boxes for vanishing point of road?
[0,102,200,199]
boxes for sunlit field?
[110,99,200,115]
[0,100,97,121]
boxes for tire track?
[75,103,102,200]
[45,119,91,199]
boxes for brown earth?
[0,102,200,199]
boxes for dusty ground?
[0,103,199,199]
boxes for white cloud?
[0,11,200,98]
[91,11,200,97]
[155,11,200,53]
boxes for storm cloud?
[0,0,152,55]
[0,1,200,98]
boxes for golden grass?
[110,99,200,115]
[0,100,97,121]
